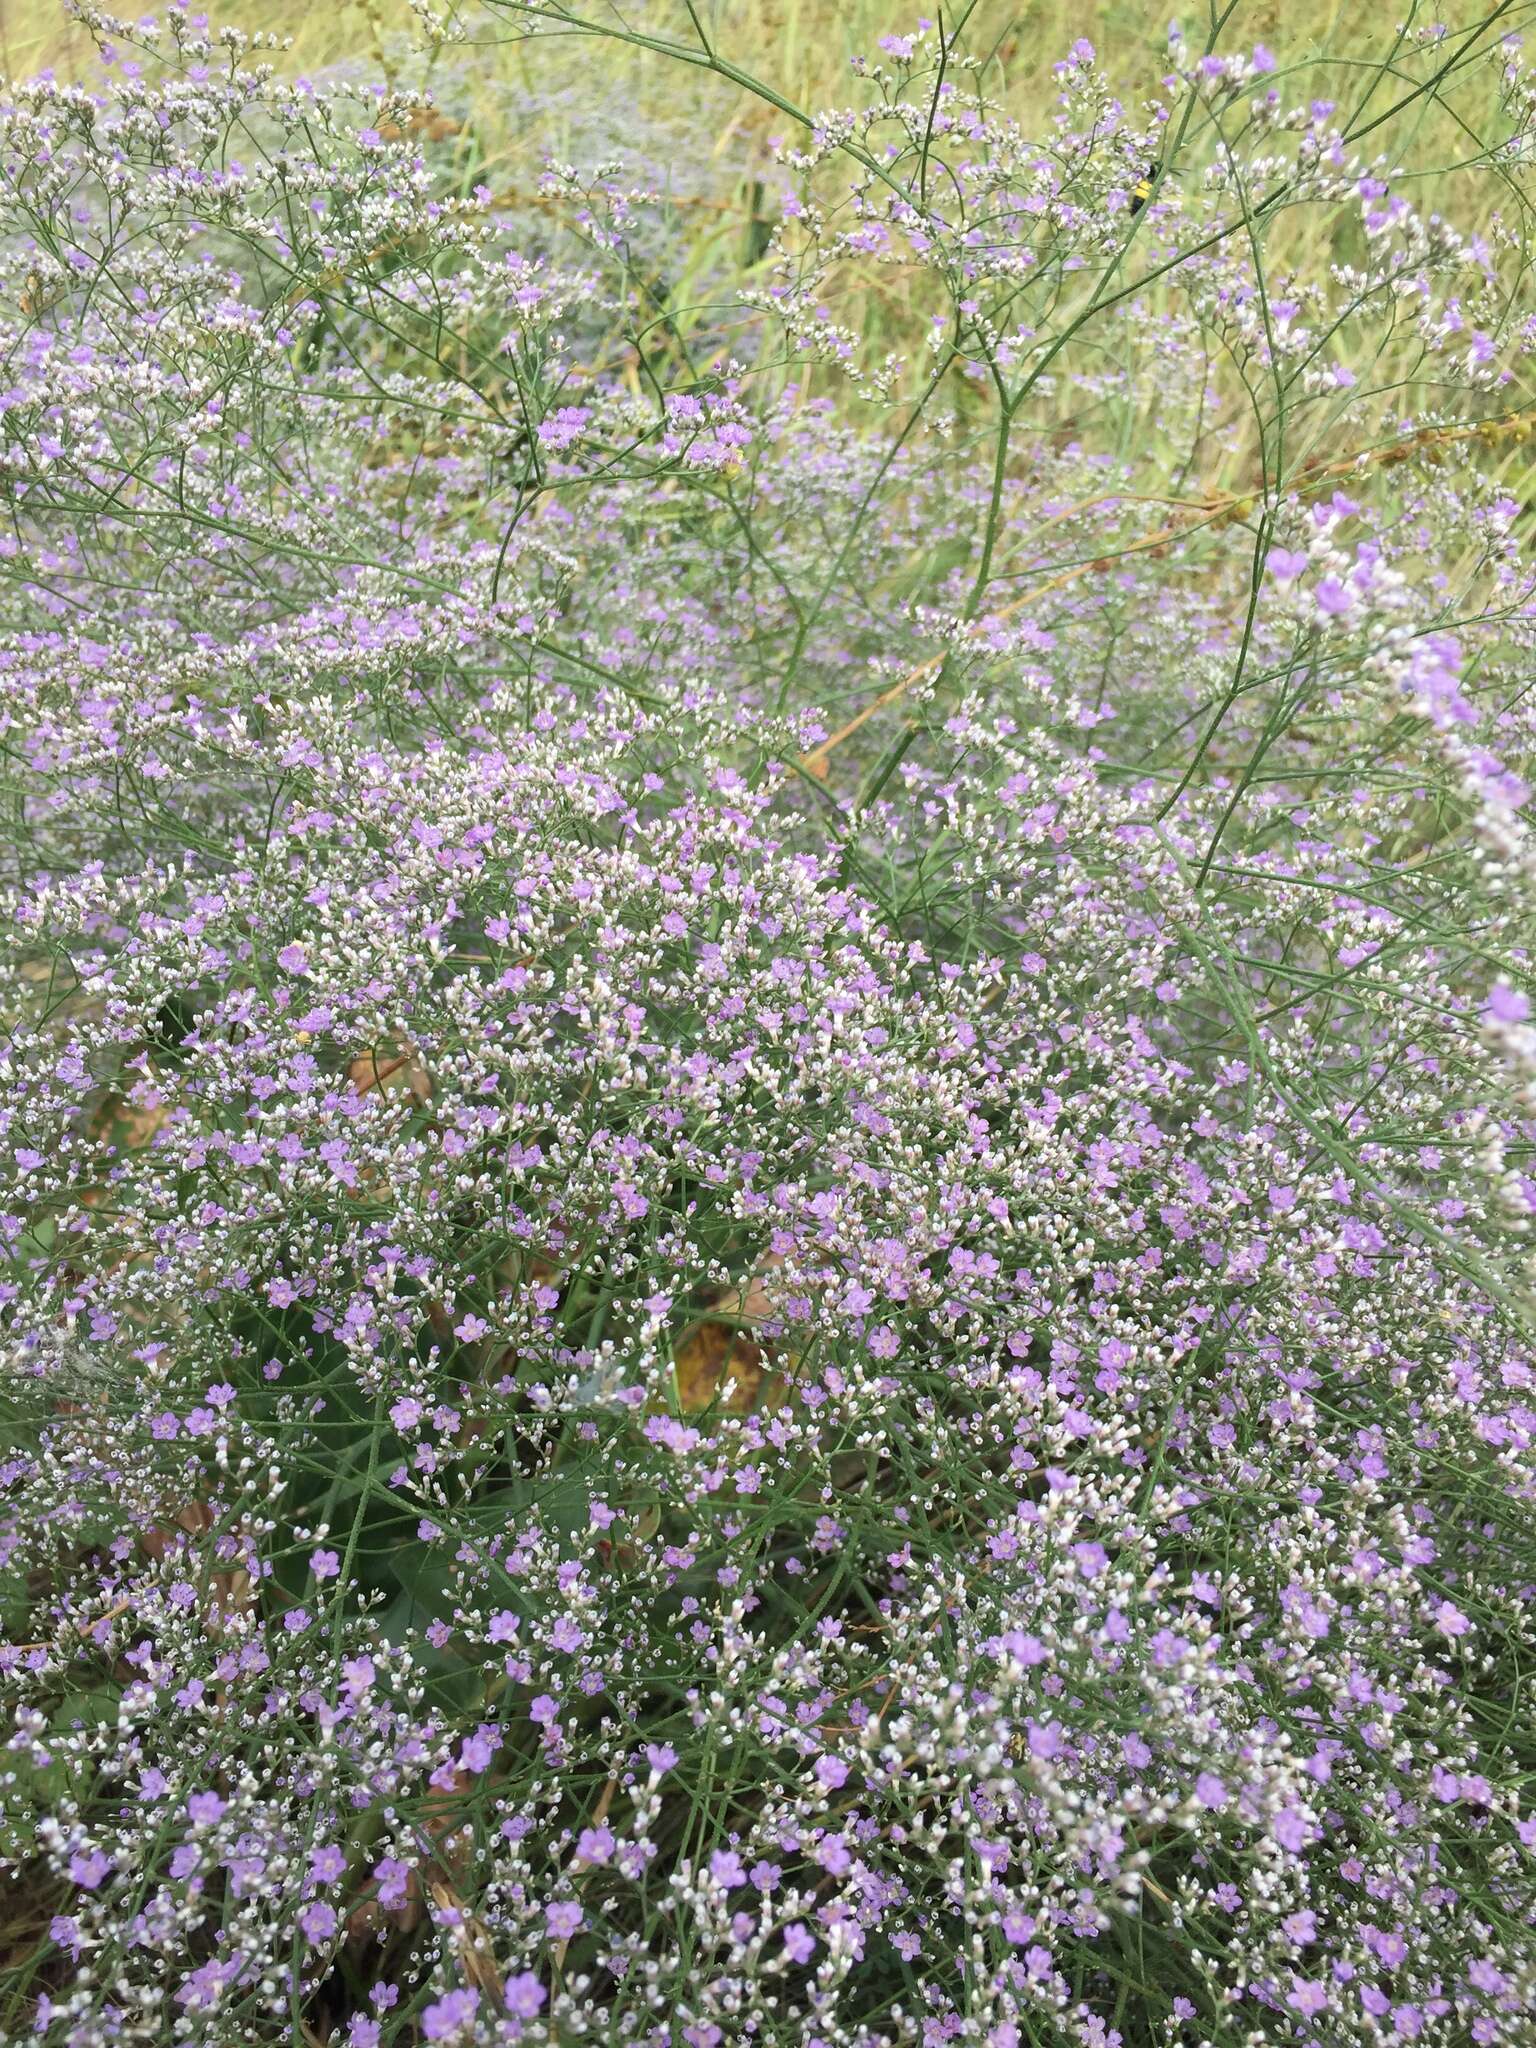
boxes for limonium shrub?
[4,3,1536,2042]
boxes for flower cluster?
[4,6,1536,2045]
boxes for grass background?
[6,4,1526,385]
[2,0,1313,99]
[0,2,1503,186]
[2,2,1529,528]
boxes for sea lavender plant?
[3,3,1536,2043]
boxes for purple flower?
[504,1972,546,2019]
[68,1850,111,1891]
[1272,1807,1310,1852]
[782,1922,816,1964]
[298,1901,337,1943]
[1027,1720,1065,1760]
[1485,984,1531,1025]
[421,1990,478,2041]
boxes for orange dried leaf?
[89,1087,170,1154]
[673,1318,764,1414]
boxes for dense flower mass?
[4,3,1536,2042]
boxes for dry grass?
[0,1,1482,131]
